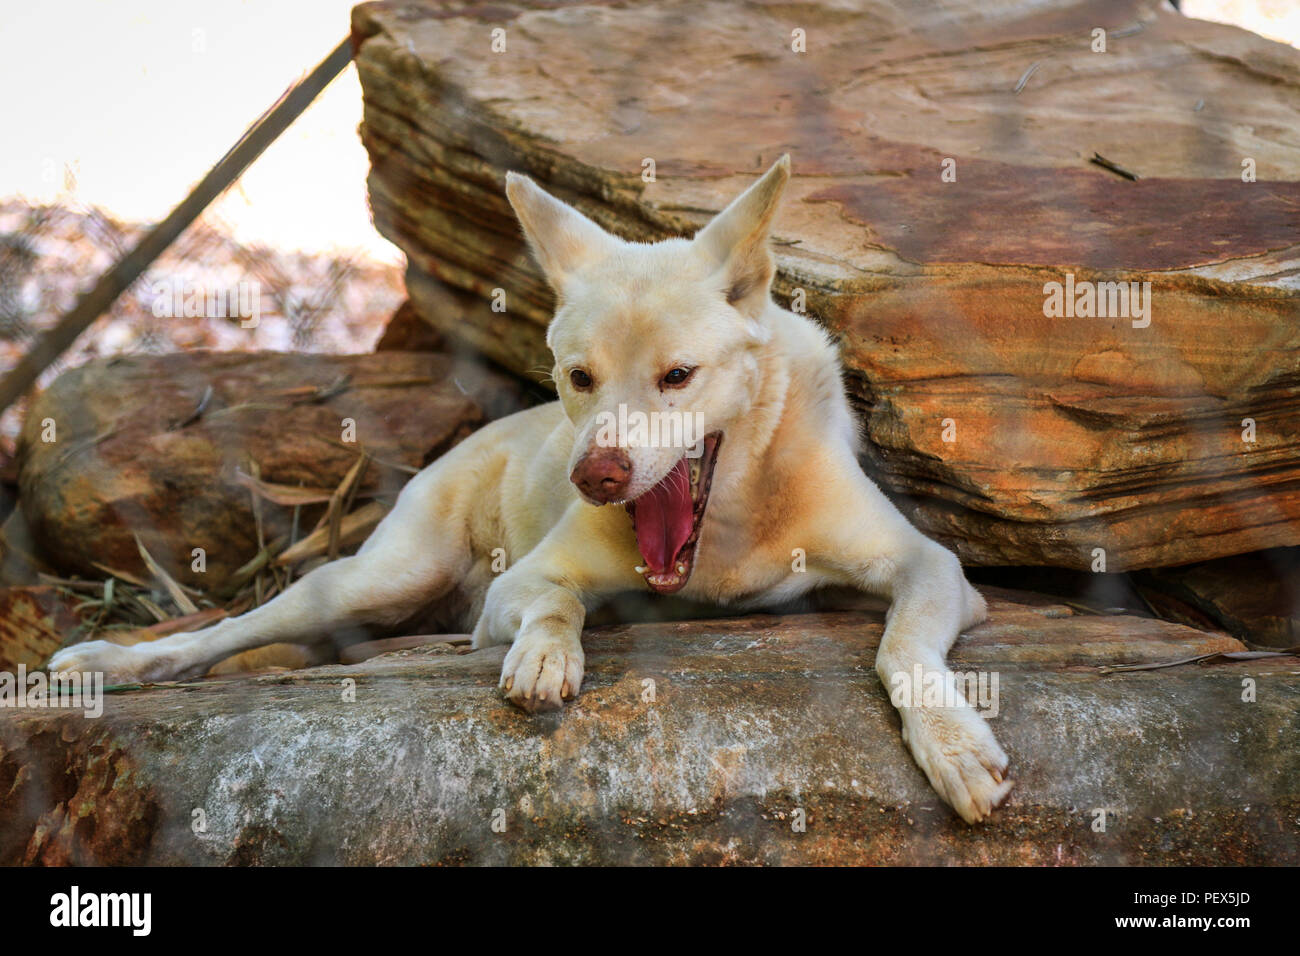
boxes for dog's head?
[504,155,790,592]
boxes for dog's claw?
[500,633,583,714]
[898,704,1012,825]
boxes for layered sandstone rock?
[353,0,1300,569]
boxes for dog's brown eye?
[662,367,694,387]
[569,368,593,390]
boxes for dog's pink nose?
[571,448,632,503]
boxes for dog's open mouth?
[625,432,722,594]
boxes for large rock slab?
[16,351,500,590]
[2,593,1295,865]
[352,0,1300,569]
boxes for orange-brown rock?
[374,299,444,352]
[353,0,1300,569]
[0,587,84,671]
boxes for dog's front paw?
[499,632,584,714]
[899,704,1013,824]
[48,639,163,684]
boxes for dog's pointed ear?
[505,172,617,293]
[694,154,790,317]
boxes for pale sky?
[1,0,400,261]
[1182,0,1298,48]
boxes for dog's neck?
[704,307,796,518]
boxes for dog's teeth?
[635,565,646,574]
[676,563,686,574]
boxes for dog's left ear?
[694,154,791,317]
[505,172,618,295]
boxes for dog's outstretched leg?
[870,540,1011,823]
[47,464,471,683]
[473,502,636,713]
[811,450,1012,824]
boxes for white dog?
[50,157,1012,822]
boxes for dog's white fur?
[49,157,1012,823]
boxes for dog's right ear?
[505,172,617,293]
[693,155,790,318]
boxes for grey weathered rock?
[353,0,1300,570]
[3,592,1295,865]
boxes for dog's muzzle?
[570,447,632,503]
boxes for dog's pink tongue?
[633,459,694,573]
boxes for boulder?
[352,0,1300,569]
[1,591,1294,865]
[16,351,513,591]
[374,299,445,353]
[1140,547,1300,648]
